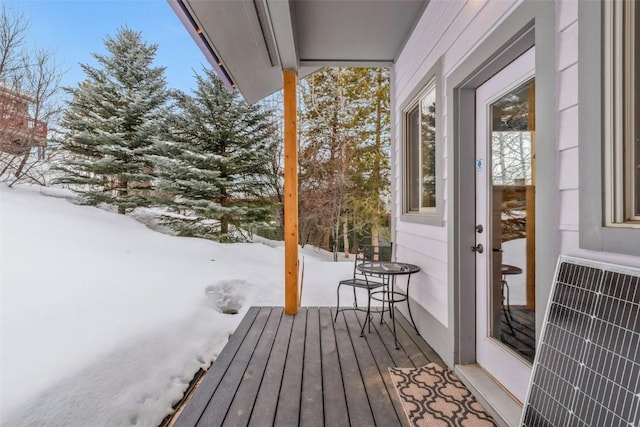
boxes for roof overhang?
[169,0,428,103]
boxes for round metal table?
[356,261,421,349]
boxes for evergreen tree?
[55,27,170,213]
[299,67,391,253]
[299,68,351,250]
[153,67,278,242]
[344,67,391,248]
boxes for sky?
[8,0,209,94]
[0,183,355,425]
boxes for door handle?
[471,244,484,253]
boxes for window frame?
[603,0,639,225]
[400,58,443,226]
[579,0,640,256]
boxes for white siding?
[392,0,520,326]
[555,1,640,268]
[393,0,640,329]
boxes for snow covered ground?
[0,184,355,426]
[502,238,527,305]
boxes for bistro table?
[356,261,421,349]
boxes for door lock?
[471,243,484,253]
[475,224,483,233]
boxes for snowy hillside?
[0,184,353,426]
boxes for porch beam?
[283,70,298,315]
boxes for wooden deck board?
[343,310,403,426]
[174,307,260,427]
[319,308,350,427]
[223,307,281,427]
[352,312,410,426]
[174,307,444,427]
[300,307,323,427]
[333,310,376,426]
[198,307,272,425]
[248,311,293,427]
[273,308,306,426]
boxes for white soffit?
[174,0,428,103]
[295,0,427,65]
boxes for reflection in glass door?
[489,79,536,363]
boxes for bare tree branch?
[0,5,64,186]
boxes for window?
[603,0,639,224]
[579,0,640,257]
[404,77,438,216]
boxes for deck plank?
[247,310,293,427]
[368,310,427,368]
[174,307,261,427]
[222,308,282,427]
[319,308,350,427]
[359,310,414,367]
[333,311,376,426]
[273,308,307,426]
[196,307,272,426]
[300,308,324,427]
[343,310,403,426]
[173,307,444,427]
[353,311,410,426]
[395,310,444,366]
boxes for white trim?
[402,77,436,115]
[403,76,437,214]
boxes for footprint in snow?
[205,279,249,314]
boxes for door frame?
[446,3,556,372]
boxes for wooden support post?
[283,70,298,315]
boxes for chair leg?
[360,290,372,337]
[334,284,341,323]
[352,286,358,309]
[367,289,373,333]
[380,283,388,324]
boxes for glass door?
[474,47,535,403]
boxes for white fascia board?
[266,0,299,70]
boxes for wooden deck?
[172,306,444,427]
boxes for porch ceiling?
[169,0,428,103]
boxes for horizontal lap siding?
[392,0,518,330]
[556,2,640,268]
[558,106,578,151]
[394,232,448,326]
[555,2,581,254]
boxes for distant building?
[0,83,47,156]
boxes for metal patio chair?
[334,239,393,335]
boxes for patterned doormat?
[388,363,497,427]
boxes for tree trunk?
[322,229,330,251]
[118,178,128,214]
[342,216,350,258]
[371,223,380,260]
[220,193,229,236]
[14,150,30,179]
[1,156,15,176]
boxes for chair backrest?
[357,238,393,262]
[352,241,393,281]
